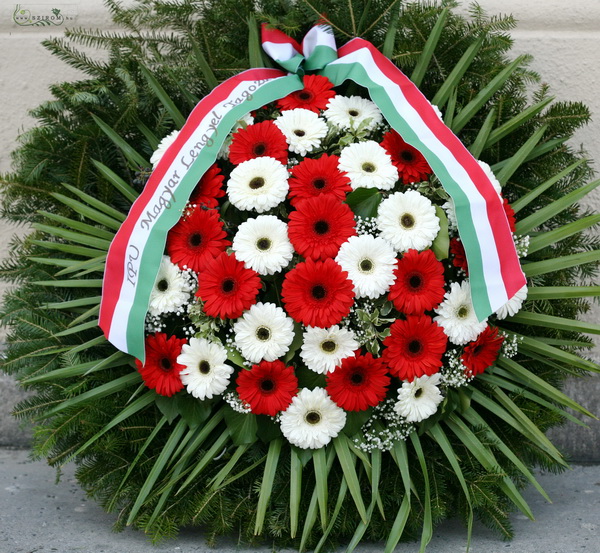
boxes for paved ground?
[1,448,599,553]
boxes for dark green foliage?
[1,0,599,550]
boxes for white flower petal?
[323,95,382,132]
[338,140,398,191]
[394,373,443,422]
[148,255,193,317]
[300,325,359,374]
[274,108,328,156]
[495,285,528,319]
[150,130,180,169]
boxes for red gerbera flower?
[503,197,516,233]
[288,194,356,260]
[277,74,336,113]
[326,352,390,411]
[236,360,298,416]
[189,164,226,208]
[135,333,186,397]
[288,154,351,207]
[196,251,261,319]
[461,325,504,376]
[381,130,432,184]
[388,249,445,314]
[229,120,288,165]
[282,257,355,327]
[166,207,230,272]
[449,237,469,274]
[382,315,447,381]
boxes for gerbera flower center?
[359,258,374,274]
[259,378,276,393]
[294,129,306,137]
[348,109,360,117]
[400,213,416,229]
[472,344,483,356]
[256,237,272,251]
[361,162,376,173]
[457,305,469,319]
[297,90,313,101]
[314,220,330,235]
[400,150,415,163]
[320,339,337,353]
[199,360,211,374]
[159,357,172,371]
[311,285,327,300]
[349,370,364,385]
[253,142,267,156]
[221,278,236,293]
[157,279,169,292]
[188,232,203,247]
[407,339,422,355]
[305,410,322,425]
[408,273,423,290]
[249,177,266,190]
[312,178,326,190]
[255,326,272,342]
[414,387,423,398]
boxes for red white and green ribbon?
[99,69,303,360]
[100,23,525,360]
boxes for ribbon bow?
[100,24,525,360]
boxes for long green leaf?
[495,124,547,185]
[254,438,283,535]
[385,440,412,553]
[30,240,105,259]
[140,64,186,128]
[61,182,127,221]
[491,137,568,172]
[528,285,600,300]
[468,107,496,158]
[208,444,250,491]
[527,214,600,253]
[247,15,264,68]
[523,249,600,277]
[452,56,526,133]
[313,446,329,529]
[33,223,111,250]
[51,194,122,230]
[507,310,600,335]
[55,256,106,277]
[314,477,349,553]
[190,37,218,90]
[36,211,114,241]
[410,8,449,87]
[511,159,586,213]
[34,279,103,288]
[45,296,101,310]
[52,319,98,337]
[382,1,401,58]
[409,433,432,553]
[516,178,600,234]
[91,159,138,202]
[333,433,368,524]
[290,447,303,538]
[92,114,150,168]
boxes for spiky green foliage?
[1,1,599,550]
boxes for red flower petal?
[282,257,355,327]
[236,360,298,416]
[503,197,516,233]
[382,315,447,381]
[381,130,432,184]
[288,194,356,260]
[461,326,504,376]
[277,74,336,113]
[326,352,390,411]
[189,164,226,208]
[229,120,288,165]
[196,251,261,319]
[388,249,445,314]
[135,333,186,397]
[449,238,469,274]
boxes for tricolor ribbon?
[99,23,526,361]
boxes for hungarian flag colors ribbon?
[99,23,525,360]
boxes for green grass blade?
[468,107,496,158]
[290,447,303,538]
[254,438,283,535]
[511,159,586,213]
[523,249,600,277]
[495,125,548,185]
[528,285,600,300]
[92,114,150,168]
[432,34,484,107]
[507,310,600,335]
[91,159,138,202]
[333,433,368,524]
[517,178,600,234]
[313,446,329,529]
[527,214,600,253]
[140,64,186,128]
[452,56,526,134]
[410,8,449,87]
[127,418,188,525]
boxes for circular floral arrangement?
[1,2,599,551]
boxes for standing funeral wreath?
[1,1,599,551]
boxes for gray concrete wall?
[0,0,599,458]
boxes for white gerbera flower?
[338,141,398,191]
[177,338,234,400]
[274,108,328,156]
[148,256,192,317]
[434,281,488,345]
[227,156,289,213]
[335,235,397,299]
[233,302,295,363]
[323,95,383,132]
[394,373,444,423]
[150,130,179,168]
[495,285,528,319]
[280,387,346,449]
[217,113,254,159]
[478,160,502,196]
[300,325,359,374]
[232,215,294,275]
[442,199,458,231]
[377,190,440,252]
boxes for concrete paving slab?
[1,448,599,553]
